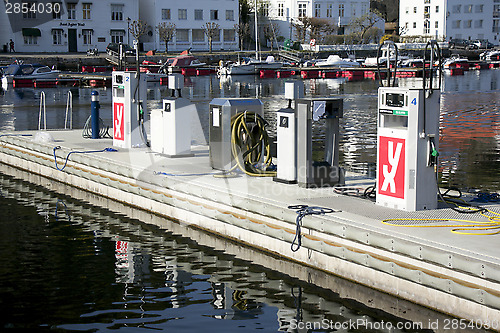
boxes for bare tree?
[347,10,384,44]
[129,20,148,46]
[202,22,221,53]
[156,22,176,53]
[263,22,280,51]
[309,18,336,43]
[234,23,250,50]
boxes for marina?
[1,63,499,331]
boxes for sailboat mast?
[254,0,259,60]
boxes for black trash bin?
[2,44,7,53]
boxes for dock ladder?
[38,91,74,130]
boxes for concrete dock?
[1,130,500,330]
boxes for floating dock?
[1,130,500,329]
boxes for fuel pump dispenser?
[273,81,304,184]
[112,71,148,149]
[151,74,195,157]
[296,98,344,188]
[209,98,264,171]
[376,41,442,211]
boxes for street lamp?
[127,17,131,45]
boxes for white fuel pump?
[376,41,442,211]
[112,71,148,149]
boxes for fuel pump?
[376,40,442,211]
[296,98,344,188]
[273,81,304,184]
[151,74,195,157]
[112,71,148,149]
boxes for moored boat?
[314,55,361,68]
[1,64,60,86]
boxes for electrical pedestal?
[296,98,344,188]
[150,74,195,157]
[376,87,440,211]
[274,81,304,184]
[112,71,147,149]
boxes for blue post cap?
[91,90,99,101]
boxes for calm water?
[0,166,470,332]
[0,72,496,332]
[1,70,499,190]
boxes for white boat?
[218,55,283,75]
[1,64,60,86]
[364,48,409,67]
[218,0,282,76]
[314,55,361,68]
[480,50,500,61]
[399,58,424,68]
[442,55,469,69]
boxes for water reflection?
[1,165,470,332]
[1,70,499,191]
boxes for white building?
[0,0,239,53]
[0,1,139,53]
[264,0,374,42]
[139,0,239,52]
[399,0,500,43]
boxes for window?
[464,20,472,28]
[110,30,124,43]
[413,22,416,28]
[424,0,430,3]
[475,20,483,28]
[424,20,430,34]
[111,4,123,21]
[327,3,333,17]
[452,5,461,14]
[82,29,93,44]
[210,10,218,20]
[52,29,63,45]
[465,5,472,13]
[424,6,430,18]
[494,20,500,33]
[475,5,483,13]
[24,36,38,45]
[436,6,439,13]
[452,20,461,29]
[435,21,438,28]
[82,3,91,20]
[192,29,204,42]
[67,3,76,19]
[178,9,187,20]
[495,5,500,18]
[413,7,417,14]
[298,3,306,17]
[212,29,221,42]
[195,9,203,20]
[362,3,369,16]
[162,9,171,20]
[23,2,37,19]
[351,2,356,17]
[223,29,235,42]
[278,3,284,17]
[315,3,320,17]
[176,29,189,42]
[262,3,269,16]
[339,4,344,17]
[52,2,62,19]
[226,10,234,21]
[405,7,409,14]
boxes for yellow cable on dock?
[382,199,500,235]
[230,111,276,177]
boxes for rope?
[53,146,117,171]
[288,205,336,252]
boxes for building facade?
[0,0,239,53]
[265,0,374,42]
[399,0,500,43]
[1,1,139,53]
[139,0,239,52]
